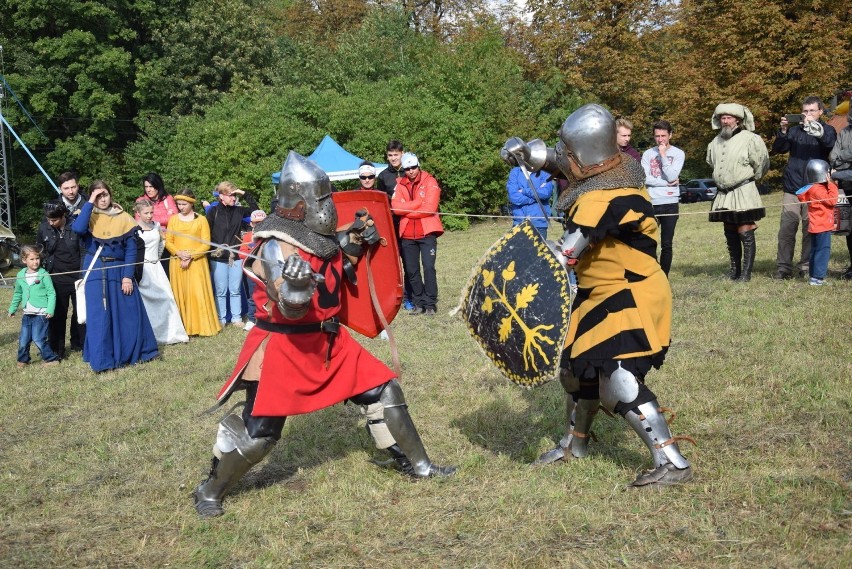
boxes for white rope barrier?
[0,194,845,287]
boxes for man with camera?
[771,96,837,279]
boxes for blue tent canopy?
[271,135,387,184]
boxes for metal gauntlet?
[500,137,555,173]
[339,209,381,259]
[278,253,318,319]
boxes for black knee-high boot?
[739,230,756,282]
[724,226,741,280]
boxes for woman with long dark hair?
[136,172,178,276]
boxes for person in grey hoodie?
[641,120,684,275]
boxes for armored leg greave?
[623,402,693,487]
[739,230,756,282]
[724,226,741,280]
[357,380,455,478]
[600,363,693,487]
[535,395,600,464]
[536,368,600,464]
[193,413,278,517]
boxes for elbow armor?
[557,227,590,266]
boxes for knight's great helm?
[274,151,337,235]
[555,104,620,180]
[805,159,830,185]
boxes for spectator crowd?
[9,101,852,372]
[11,138,448,372]
[506,95,851,286]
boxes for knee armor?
[598,362,655,414]
[213,413,278,463]
[194,413,278,517]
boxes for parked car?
[679,178,718,203]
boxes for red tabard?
[215,244,395,416]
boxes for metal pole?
[0,74,12,229]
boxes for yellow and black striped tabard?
[563,186,671,379]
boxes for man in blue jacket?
[506,166,555,238]
[771,96,837,279]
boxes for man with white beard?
[706,104,770,282]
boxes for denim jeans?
[809,231,831,280]
[211,259,244,323]
[244,275,257,323]
[18,314,59,363]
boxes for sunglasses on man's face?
[359,175,376,180]
[403,166,419,171]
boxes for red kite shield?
[460,221,572,387]
[333,190,403,338]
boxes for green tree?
[127,10,581,228]
[134,0,279,116]
[655,0,852,179]
[0,0,189,229]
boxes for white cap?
[358,164,376,176]
[401,152,419,169]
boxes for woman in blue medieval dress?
[72,180,159,372]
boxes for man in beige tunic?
[707,103,770,282]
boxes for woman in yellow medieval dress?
[166,190,221,336]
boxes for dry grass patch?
[0,193,850,568]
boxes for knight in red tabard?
[193,152,455,518]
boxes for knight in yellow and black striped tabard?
[564,185,671,376]
[500,103,693,488]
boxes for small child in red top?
[239,209,267,330]
[796,159,838,285]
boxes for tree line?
[1,0,849,231]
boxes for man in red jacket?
[391,153,443,316]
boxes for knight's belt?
[255,317,340,335]
[718,178,755,192]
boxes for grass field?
[1,192,850,568]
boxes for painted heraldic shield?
[333,190,403,338]
[461,221,571,387]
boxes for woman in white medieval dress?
[135,200,189,344]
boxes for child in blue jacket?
[8,245,59,367]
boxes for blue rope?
[0,113,58,193]
[0,74,47,140]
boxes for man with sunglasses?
[356,162,378,190]
[391,153,443,316]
